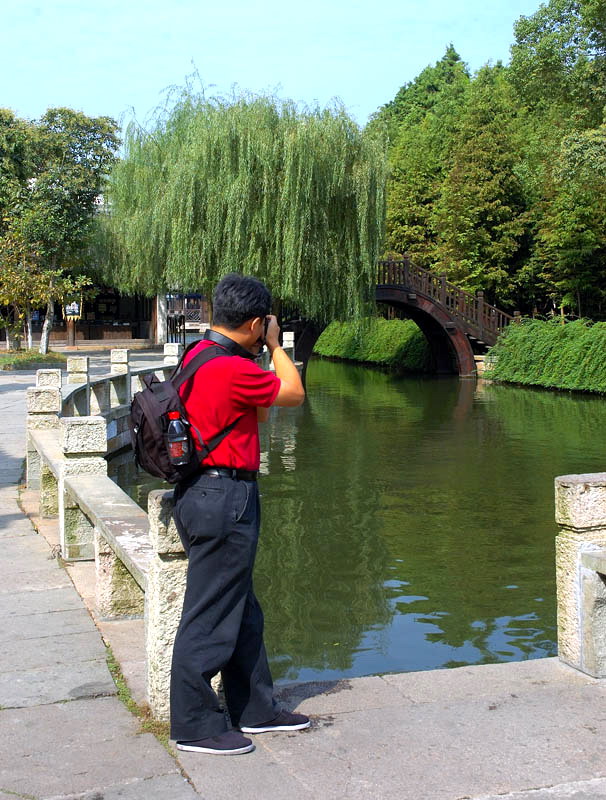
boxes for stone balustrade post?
[26,384,61,512]
[145,489,225,720]
[555,472,606,677]
[260,349,271,370]
[110,349,131,407]
[282,331,295,361]
[94,529,144,619]
[130,372,145,394]
[164,342,183,366]
[67,356,90,415]
[145,489,188,720]
[90,380,110,416]
[59,417,107,560]
[36,368,62,389]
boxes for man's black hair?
[212,273,272,329]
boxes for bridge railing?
[378,259,513,344]
[25,342,296,719]
[25,348,193,720]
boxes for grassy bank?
[486,318,606,393]
[313,318,432,372]
[0,351,67,370]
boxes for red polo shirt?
[179,340,281,471]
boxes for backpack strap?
[171,344,227,391]
[168,339,203,380]
[171,343,247,459]
[194,413,246,460]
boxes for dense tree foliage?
[0,108,119,350]
[101,92,387,323]
[372,47,470,265]
[377,0,606,318]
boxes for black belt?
[200,467,258,481]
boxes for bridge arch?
[375,285,476,377]
[293,287,475,380]
[291,259,512,379]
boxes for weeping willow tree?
[99,90,387,321]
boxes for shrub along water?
[313,318,432,373]
[486,318,606,393]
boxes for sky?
[3,0,544,133]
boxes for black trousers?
[170,472,277,741]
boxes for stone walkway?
[0,367,197,800]
[1,357,606,799]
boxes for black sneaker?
[176,731,254,755]
[239,709,311,734]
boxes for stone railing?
[25,335,296,720]
[555,473,606,678]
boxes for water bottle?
[165,411,190,466]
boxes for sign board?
[64,301,82,320]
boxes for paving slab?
[63,561,96,609]
[0,586,84,618]
[97,618,146,705]
[260,677,606,800]
[0,535,57,569]
[0,503,30,519]
[0,519,32,541]
[176,739,313,800]
[0,659,114,708]
[0,697,181,798]
[381,656,599,704]
[0,567,72,594]
[43,773,200,800]
[276,675,405,715]
[474,778,606,799]
[0,608,97,642]
[0,630,107,672]
[0,524,33,538]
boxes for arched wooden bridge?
[294,258,514,378]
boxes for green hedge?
[313,318,432,372]
[486,318,606,393]
[0,351,67,371]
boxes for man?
[170,273,309,756]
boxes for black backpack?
[129,343,244,483]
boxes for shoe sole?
[176,742,255,755]
[239,721,311,734]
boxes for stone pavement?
[0,366,197,800]
[2,356,606,799]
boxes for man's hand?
[264,315,281,352]
[265,316,305,407]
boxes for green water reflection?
[110,359,606,684]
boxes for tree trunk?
[39,300,54,355]
[25,308,33,350]
[66,318,76,347]
[155,294,168,345]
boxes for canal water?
[109,359,606,684]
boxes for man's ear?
[249,317,263,333]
